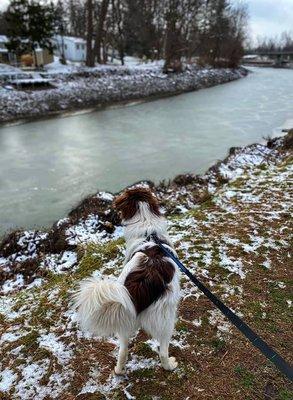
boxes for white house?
[53,36,87,62]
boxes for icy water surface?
[0,67,292,235]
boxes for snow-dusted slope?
[0,65,247,123]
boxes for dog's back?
[124,244,175,314]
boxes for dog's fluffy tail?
[72,277,136,336]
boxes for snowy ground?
[0,60,247,124]
[0,134,292,399]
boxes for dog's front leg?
[114,335,129,375]
[159,337,178,371]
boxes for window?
[82,44,85,50]
[64,44,67,50]
[76,44,80,50]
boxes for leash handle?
[151,234,293,382]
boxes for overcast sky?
[0,0,292,43]
[245,0,293,43]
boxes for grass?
[234,365,255,389]
[75,238,125,279]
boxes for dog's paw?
[162,356,178,371]
[114,366,126,375]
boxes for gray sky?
[245,0,293,43]
[0,0,292,43]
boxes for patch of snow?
[126,354,158,371]
[40,251,77,274]
[277,282,286,289]
[112,225,124,239]
[1,274,24,293]
[66,214,105,245]
[38,333,73,365]
[143,339,159,354]
[56,217,70,227]
[0,257,8,266]
[1,330,24,344]
[242,235,264,253]
[222,236,240,246]
[262,260,271,269]
[0,368,18,392]
[192,318,202,327]
[0,298,20,320]
[219,246,245,279]
[208,309,231,338]
[79,366,101,395]
[14,360,48,399]
[97,191,114,202]
[123,385,136,399]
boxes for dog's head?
[113,187,160,221]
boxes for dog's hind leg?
[141,305,178,371]
[159,336,178,371]
[114,335,129,375]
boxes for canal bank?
[0,65,247,124]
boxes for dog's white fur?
[73,201,180,374]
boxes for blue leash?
[150,233,293,382]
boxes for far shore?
[0,65,248,125]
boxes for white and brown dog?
[73,187,180,374]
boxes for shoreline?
[0,131,292,292]
[0,65,248,125]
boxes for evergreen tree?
[0,11,9,35]
[6,0,56,66]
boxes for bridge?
[243,51,293,68]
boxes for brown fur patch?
[113,187,161,221]
[124,245,174,314]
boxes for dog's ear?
[113,187,160,220]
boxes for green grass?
[234,365,255,388]
[135,342,156,359]
[278,389,293,400]
[131,368,156,379]
[176,321,189,333]
[75,238,124,279]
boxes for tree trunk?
[163,4,182,74]
[86,0,94,67]
[32,45,38,69]
[94,0,110,64]
[102,44,108,63]
[119,47,124,65]
[60,32,67,65]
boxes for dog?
[72,187,180,374]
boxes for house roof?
[54,35,86,45]
[0,35,8,43]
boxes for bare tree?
[55,0,249,70]
[251,31,293,54]
[66,0,87,37]
[111,0,127,65]
[94,0,110,63]
[86,0,95,67]
[163,0,183,73]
